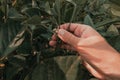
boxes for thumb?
[58,29,80,47]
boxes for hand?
[49,23,120,80]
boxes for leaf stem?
[4,0,9,22]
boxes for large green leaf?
[22,15,41,25]
[110,3,120,17]
[95,18,120,27]
[109,0,120,6]
[54,0,61,25]
[31,56,90,80]
[5,55,26,80]
[5,63,23,80]
[0,20,25,59]
[8,8,26,21]
[21,7,41,17]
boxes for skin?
[49,23,120,80]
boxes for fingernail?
[58,29,65,35]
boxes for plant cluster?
[0,0,120,80]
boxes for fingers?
[51,34,57,41]
[49,23,89,48]
[58,29,80,47]
[59,23,90,37]
[49,23,85,47]
[49,40,56,47]
[49,29,80,49]
[60,23,88,31]
[49,34,57,46]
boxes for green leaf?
[22,15,41,25]
[106,24,119,36]
[8,55,26,67]
[57,56,80,80]
[31,56,90,80]
[0,20,25,59]
[5,63,23,80]
[44,2,52,15]
[54,0,61,25]
[16,39,32,55]
[66,0,75,5]
[84,15,95,28]
[54,0,61,14]
[24,75,30,80]
[110,3,120,17]
[95,18,120,27]
[31,58,65,80]
[109,0,120,6]
[8,8,26,21]
[41,33,52,40]
[21,7,41,17]
[66,0,77,22]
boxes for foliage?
[0,0,120,80]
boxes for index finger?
[60,23,87,32]
[59,23,88,36]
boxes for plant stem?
[58,0,61,29]
[4,0,9,22]
[32,0,36,8]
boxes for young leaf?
[44,2,52,15]
[106,24,119,36]
[84,15,95,28]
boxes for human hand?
[49,23,120,80]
